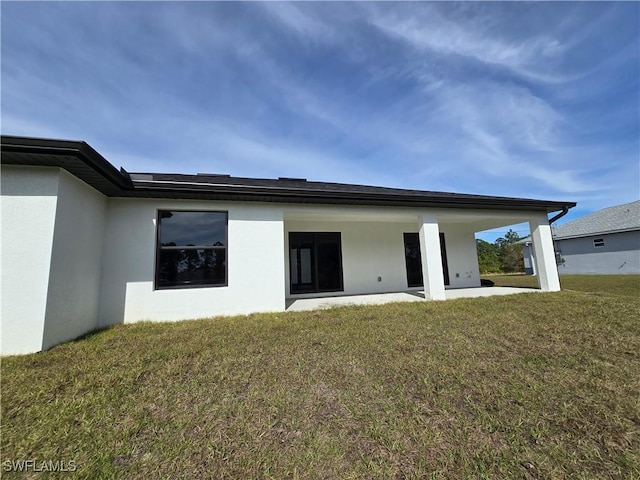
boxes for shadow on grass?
[65,325,117,345]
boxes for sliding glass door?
[403,232,450,287]
[290,232,343,294]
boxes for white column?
[529,214,561,292]
[419,214,446,300]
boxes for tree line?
[476,229,524,274]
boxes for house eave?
[1,134,576,213]
[126,179,572,212]
[1,134,134,193]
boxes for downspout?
[546,206,571,271]
[548,206,570,225]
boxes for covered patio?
[286,286,539,311]
[283,204,562,307]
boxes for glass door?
[403,232,450,287]
[290,232,343,294]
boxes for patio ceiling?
[283,205,541,233]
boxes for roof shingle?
[550,200,640,239]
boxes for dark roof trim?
[1,135,576,213]
[130,178,573,211]
[1,135,133,190]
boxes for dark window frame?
[155,210,228,290]
[289,232,344,294]
[403,232,450,288]
[403,232,424,288]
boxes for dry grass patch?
[2,276,639,478]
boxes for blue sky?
[2,2,638,241]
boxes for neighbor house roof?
[548,200,640,240]
[518,200,640,244]
[1,135,576,213]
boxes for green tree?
[476,239,502,274]
[495,229,524,273]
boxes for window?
[156,210,227,289]
[593,238,605,248]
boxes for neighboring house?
[521,200,640,275]
[1,135,575,355]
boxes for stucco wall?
[100,202,482,322]
[41,170,107,350]
[1,166,59,354]
[556,231,640,274]
[1,166,502,355]
[285,219,413,296]
[440,224,481,288]
[99,199,286,325]
[284,218,481,297]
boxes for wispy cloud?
[368,3,571,84]
[260,2,334,40]
[1,1,638,224]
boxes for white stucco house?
[522,200,640,275]
[1,135,576,355]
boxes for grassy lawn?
[484,273,640,298]
[2,277,639,478]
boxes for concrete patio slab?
[445,286,539,299]
[285,287,539,312]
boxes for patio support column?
[419,214,446,300]
[529,214,561,292]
